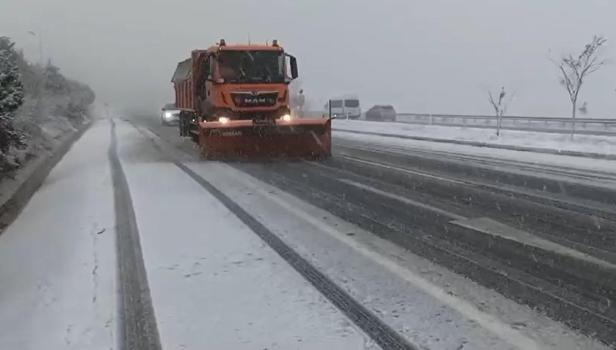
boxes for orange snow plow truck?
[172,39,331,159]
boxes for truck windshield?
[218,50,284,84]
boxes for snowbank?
[333,120,616,157]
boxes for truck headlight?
[280,114,292,122]
[218,117,230,124]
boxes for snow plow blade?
[198,118,331,159]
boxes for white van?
[324,96,361,119]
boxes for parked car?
[365,105,397,122]
[161,103,180,125]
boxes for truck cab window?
[218,51,284,83]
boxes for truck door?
[199,55,214,116]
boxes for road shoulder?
[0,119,116,350]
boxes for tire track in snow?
[173,161,417,350]
[109,119,162,350]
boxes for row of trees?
[0,36,96,173]
[489,35,608,138]
[0,37,25,168]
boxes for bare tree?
[553,35,607,138]
[488,86,511,136]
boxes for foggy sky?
[1,0,615,117]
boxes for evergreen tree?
[0,37,25,159]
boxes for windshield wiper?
[243,51,255,62]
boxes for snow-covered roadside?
[0,118,92,231]
[115,120,371,350]
[10,96,94,169]
[0,99,100,232]
[0,120,116,350]
[333,120,616,157]
[334,126,616,176]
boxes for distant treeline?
[15,47,96,118]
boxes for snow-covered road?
[116,122,371,349]
[0,118,613,350]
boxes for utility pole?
[27,30,45,115]
[27,31,44,66]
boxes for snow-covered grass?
[333,120,616,156]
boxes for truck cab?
[173,40,298,135]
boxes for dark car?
[365,105,396,122]
[161,103,180,125]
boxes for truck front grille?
[231,91,279,107]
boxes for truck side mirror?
[289,55,298,79]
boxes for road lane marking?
[336,178,467,221]
[452,217,616,271]
[338,155,469,185]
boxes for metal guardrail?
[395,113,616,136]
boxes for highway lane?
[137,114,616,346]
[233,159,616,343]
[124,118,542,349]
